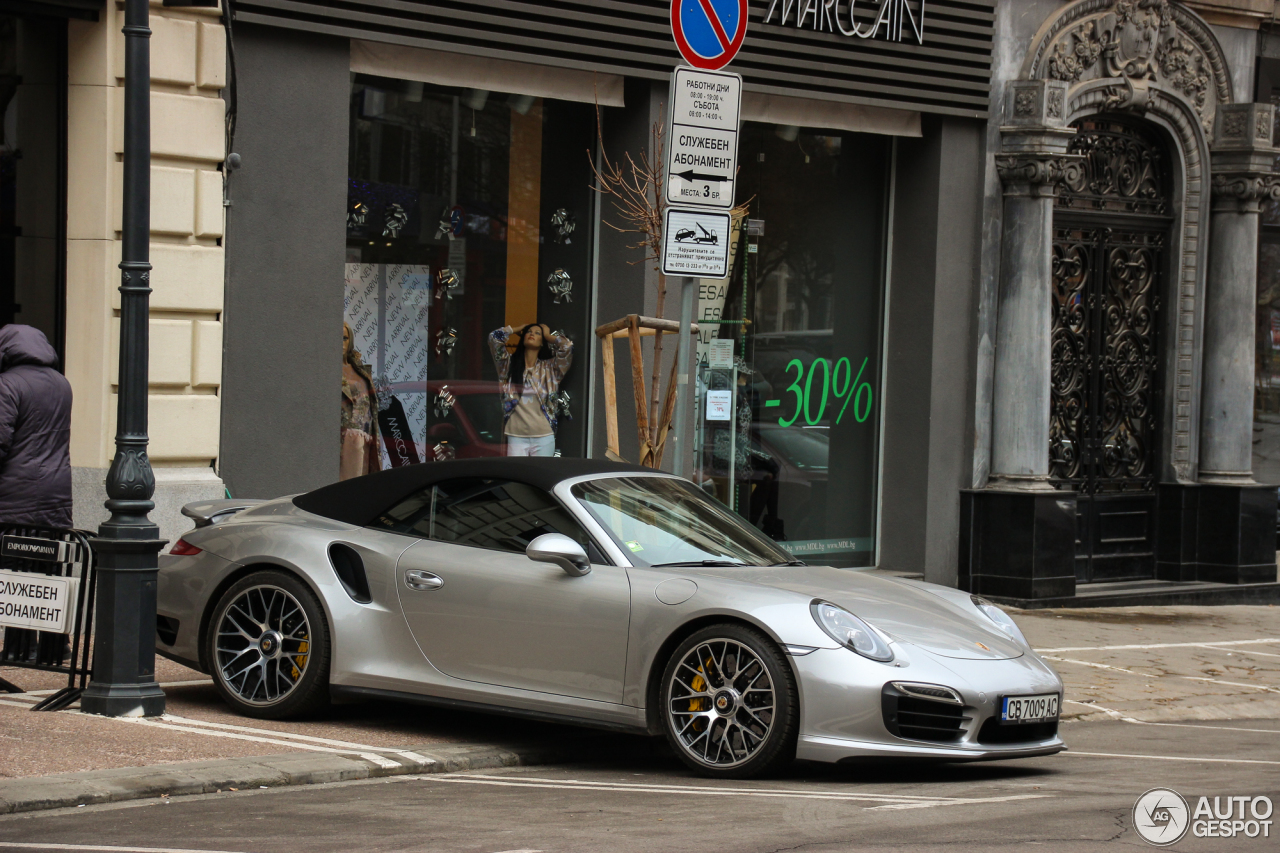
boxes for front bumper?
[791,644,1066,763]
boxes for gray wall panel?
[221,24,350,499]
[923,118,983,586]
[880,127,941,574]
[879,116,983,582]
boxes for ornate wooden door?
[1050,118,1171,583]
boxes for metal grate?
[881,684,966,742]
[234,0,996,119]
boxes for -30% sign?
[769,356,874,427]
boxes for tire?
[659,623,799,779]
[205,570,331,719]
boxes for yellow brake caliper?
[292,635,309,680]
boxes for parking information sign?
[662,207,732,277]
[666,66,741,210]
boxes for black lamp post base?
[82,534,167,718]
[80,682,166,717]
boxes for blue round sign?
[671,0,747,71]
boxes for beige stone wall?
[66,0,225,472]
[67,1,227,542]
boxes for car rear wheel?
[660,623,798,778]
[206,570,330,719]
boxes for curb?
[0,741,580,816]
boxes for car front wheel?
[206,570,330,719]
[660,623,798,778]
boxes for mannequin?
[340,321,382,479]
[488,322,573,456]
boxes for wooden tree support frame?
[596,314,699,468]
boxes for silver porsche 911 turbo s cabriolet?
[156,458,1065,778]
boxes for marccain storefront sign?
[762,0,926,44]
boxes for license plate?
[1000,693,1060,724]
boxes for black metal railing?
[0,524,96,711]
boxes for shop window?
[343,77,595,476]
[692,126,888,567]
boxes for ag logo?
[1134,788,1191,846]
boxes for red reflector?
[170,539,202,556]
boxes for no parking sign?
[670,0,747,71]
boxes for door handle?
[404,570,444,591]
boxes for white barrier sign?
[0,569,78,633]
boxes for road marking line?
[395,751,436,767]
[18,680,212,697]
[360,753,402,770]
[92,711,433,769]
[865,794,1051,811]
[1040,656,1156,677]
[1037,638,1280,654]
[446,774,962,802]
[106,716,412,767]
[1182,676,1280,694]
[417,775,1044,809]
[157,713,398,751]
[1064,700,1280,733]
[1197,645,1280,659]
[0,844,248,853]
[1065,751,1280,766]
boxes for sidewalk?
[1,603,1276,814]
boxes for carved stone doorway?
[1050,117,1172,583]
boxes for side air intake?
[329,543,372,604]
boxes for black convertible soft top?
[292,457,654,526]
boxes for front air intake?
[881,683,966,743]
[329,543,372,603]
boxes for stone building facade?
[961,0,1280,601]
[10,0,227,543]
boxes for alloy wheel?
[666,638,776,768]
[214,584,312,706]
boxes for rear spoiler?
[181,499,266,529]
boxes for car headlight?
[971,596,1029,647]
[810,601,894,662]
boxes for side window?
[374,477,602,560]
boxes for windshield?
[571,476,795,567]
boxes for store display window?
[693,126,889,567]
[343,76,595,476]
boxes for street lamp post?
[80,0,166,718]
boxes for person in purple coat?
[0,325,72,528]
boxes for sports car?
[156,458,1065,778]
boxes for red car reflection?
[380,379,506,462]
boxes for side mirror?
[526,533,591,577]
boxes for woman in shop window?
[341,321,382,479]
[488,323,573,457]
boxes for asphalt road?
[0,717,1276,853]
